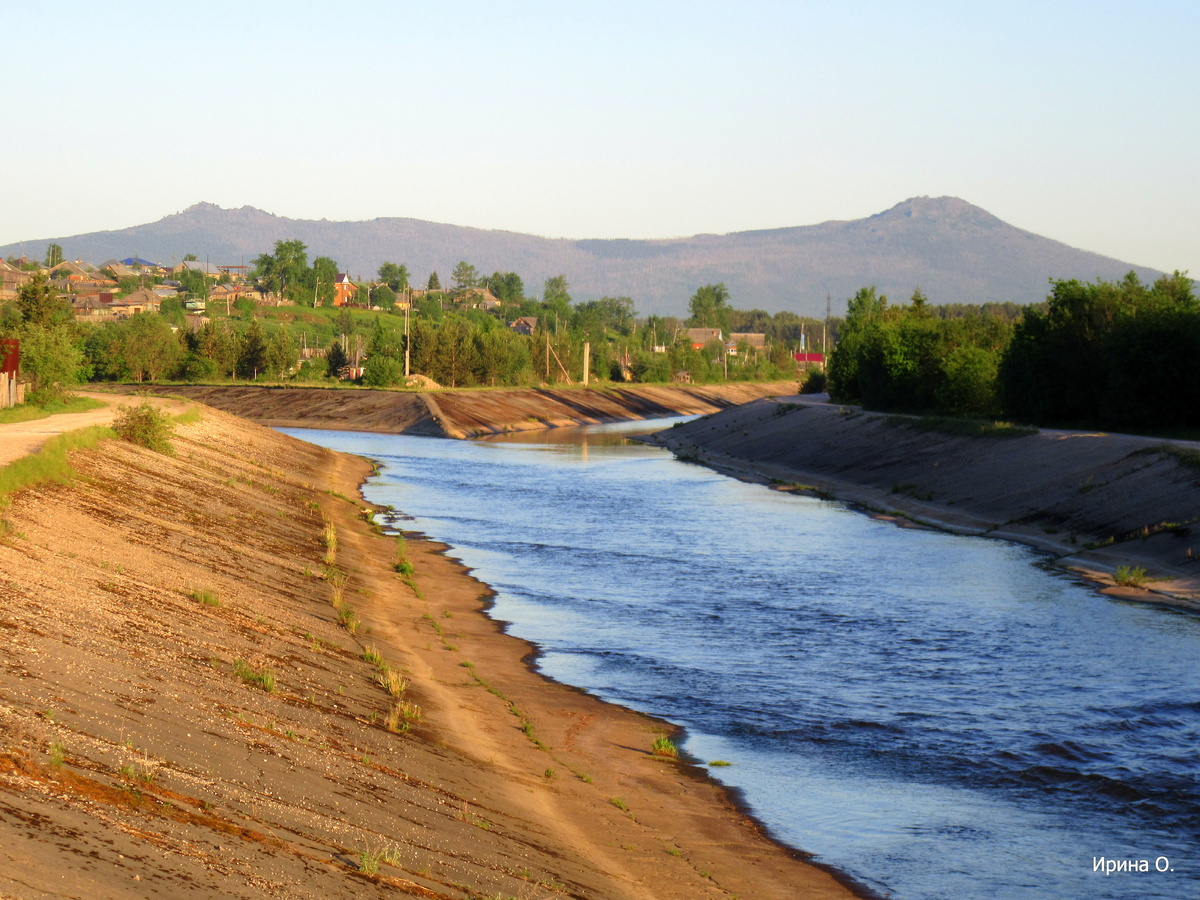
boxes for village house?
[727,332,767,355]
[333,273,358,307]
[686,327,723,349]
[508,316,538,335]
[0,260,33,298]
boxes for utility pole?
[582,342,590,387]
[404,287,411,378]
[824,293,831,369]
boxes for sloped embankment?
[0,403,857,900]
[113,382,797,438]
[649,398,1200,605]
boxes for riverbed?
[284,420,1198,900]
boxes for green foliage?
[1113,565,1148,588]
[377,261,409,291]
[451,260,480,292]
[15,273,72,328]
[799,368,827,394]
[0,425,114,500]
[45,243,63,268]
[650,735,679,759]
[687,283,732,332]
[112,400,175,454]
[87,313,183,382]
[828,286,1008,416]
[1001,271,1199,429]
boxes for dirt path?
[0,392,188,467]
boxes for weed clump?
[113,400,175,454]
[650,734,679,760]
[232,659,276,692]
[1114,565,1149,588]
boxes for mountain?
[1,197,1162,316]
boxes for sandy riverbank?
[0,401,859,899]
[647,396,1200,610]
[102,382,798,439]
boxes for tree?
[451,261,479,293]
[370,284,397,308]
[488,271,525,303]
[238,319,270,378]
[378,261,410,292]
[266,326,299,378]
[427,271,441,291]
[45,243,63,268]
[311,256,340,307]
[183,253,199,262]
[687,283,732,332]
[326,339,349,377]
[252,239,308,302]
[15,273,72,328]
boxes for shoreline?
[356,470,882,900]
[644,396,1200,613]
[0,401,862,899]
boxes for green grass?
[885,415,1037,439]
[232,659,276,692]
[708,759,732,767]
[0,395,104,425]
[1160,445,1200,470]
[609,797,629,812]
[0,425,115,500]
[650,735,679,760]
[189,589,221,607]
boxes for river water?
[283,420,1198,900]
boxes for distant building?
[333,274,358,307]
[0,260,32,297]
[794,352,825,365]
[686,327,722,349]
[508,316,538,335]
[728,332,766,354]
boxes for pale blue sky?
[4,0,1196,275]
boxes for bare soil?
[0,402,857,899]
[649,396,1200,609]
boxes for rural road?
[0,392,184,468]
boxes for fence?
[0,371,24,409]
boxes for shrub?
[113,400,175,454]
[799,368,827,394]
[1114,565,1148,588]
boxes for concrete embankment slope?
[648,397,1200,607]
[114,381,797,438]
[0,401,857,900]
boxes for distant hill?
[1,197,1162,317]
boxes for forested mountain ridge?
[2,197,1161,316]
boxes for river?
[283,420,1198,900]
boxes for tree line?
[828,272,1199,430]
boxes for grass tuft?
[232,659,276,692]
[650,734,679,760]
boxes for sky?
[3,0,1197,275]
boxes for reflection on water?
[283,421,1200,900]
